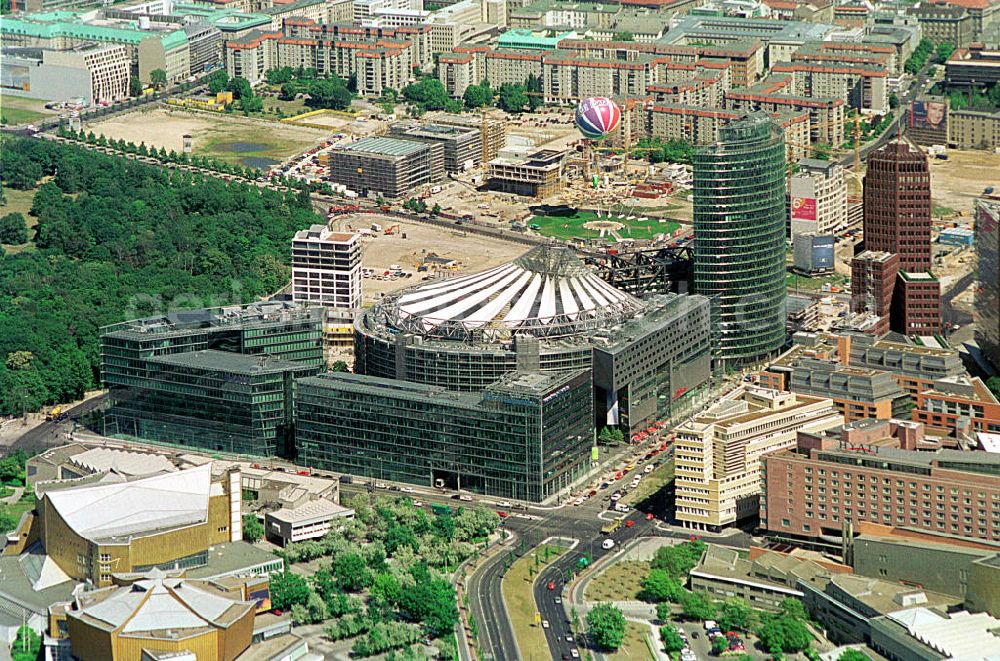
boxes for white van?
[602,539,615,550]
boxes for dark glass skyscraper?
[693,113,787,364]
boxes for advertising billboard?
[811,235,835,270]
[909,100,947,132]
[791,196,817,221]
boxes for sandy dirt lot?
[929,150,1000,216]
[287,111,364,131]
[329,215,527,306]
[88,106,328,165]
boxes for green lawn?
[0,492,36,534]
[1,106,47,125]
[0,95,52,126]
[621,460,674,507]
[585,561,650,602]
[606,621,656,661]
[502,543,568,661]
[785,270,848,293]
[529,210,681,242]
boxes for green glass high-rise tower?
[693,113,787,364]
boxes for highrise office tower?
[863,141,932,272]
[693,113,787,364]
[976,195,1000,371]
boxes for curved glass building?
[693,112,787,365]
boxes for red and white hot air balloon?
[575,97,622,140]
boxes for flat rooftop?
[149,349,312,376]
[338,136,430,157]
[184,541,283,580]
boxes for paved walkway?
[0,486,23,506]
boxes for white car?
[459,495,473,502]
[413,501,423,507]
[498,500,513,508]
[570,650,579,658]
[375,482,388,489]
[602,539,616,550]
[542,620,550,629]
[644,464,655,473]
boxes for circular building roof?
[379,246,643,341]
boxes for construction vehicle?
[601,519,622,535]
[384,224,400,235]
[46,406,67,421]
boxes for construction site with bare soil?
[328,214,526,307]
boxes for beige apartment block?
[674,387,843,531]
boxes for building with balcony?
[913,375,1000,435]
[291,225,361,309]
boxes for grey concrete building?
[0,44,130,106]
[788,357,911,421]
[850,530,1000,606]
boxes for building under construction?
[487,147,566,197]
[388,121,481,172]
[327,137,445,198]
[581,242,694,298]
[434,112,508,162]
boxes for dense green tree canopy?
[242,515,264,543]
[402,79,460,112]
[270,570,311,610]
[660,626,685,654]
[0,212,28,244]
[587,603,626,651]
[0,138,321,415]
[640,568,683,603]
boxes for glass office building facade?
[100,302,324,456]
[296,370,594,502]
[105,350,319,456]
[693,112,788,364]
